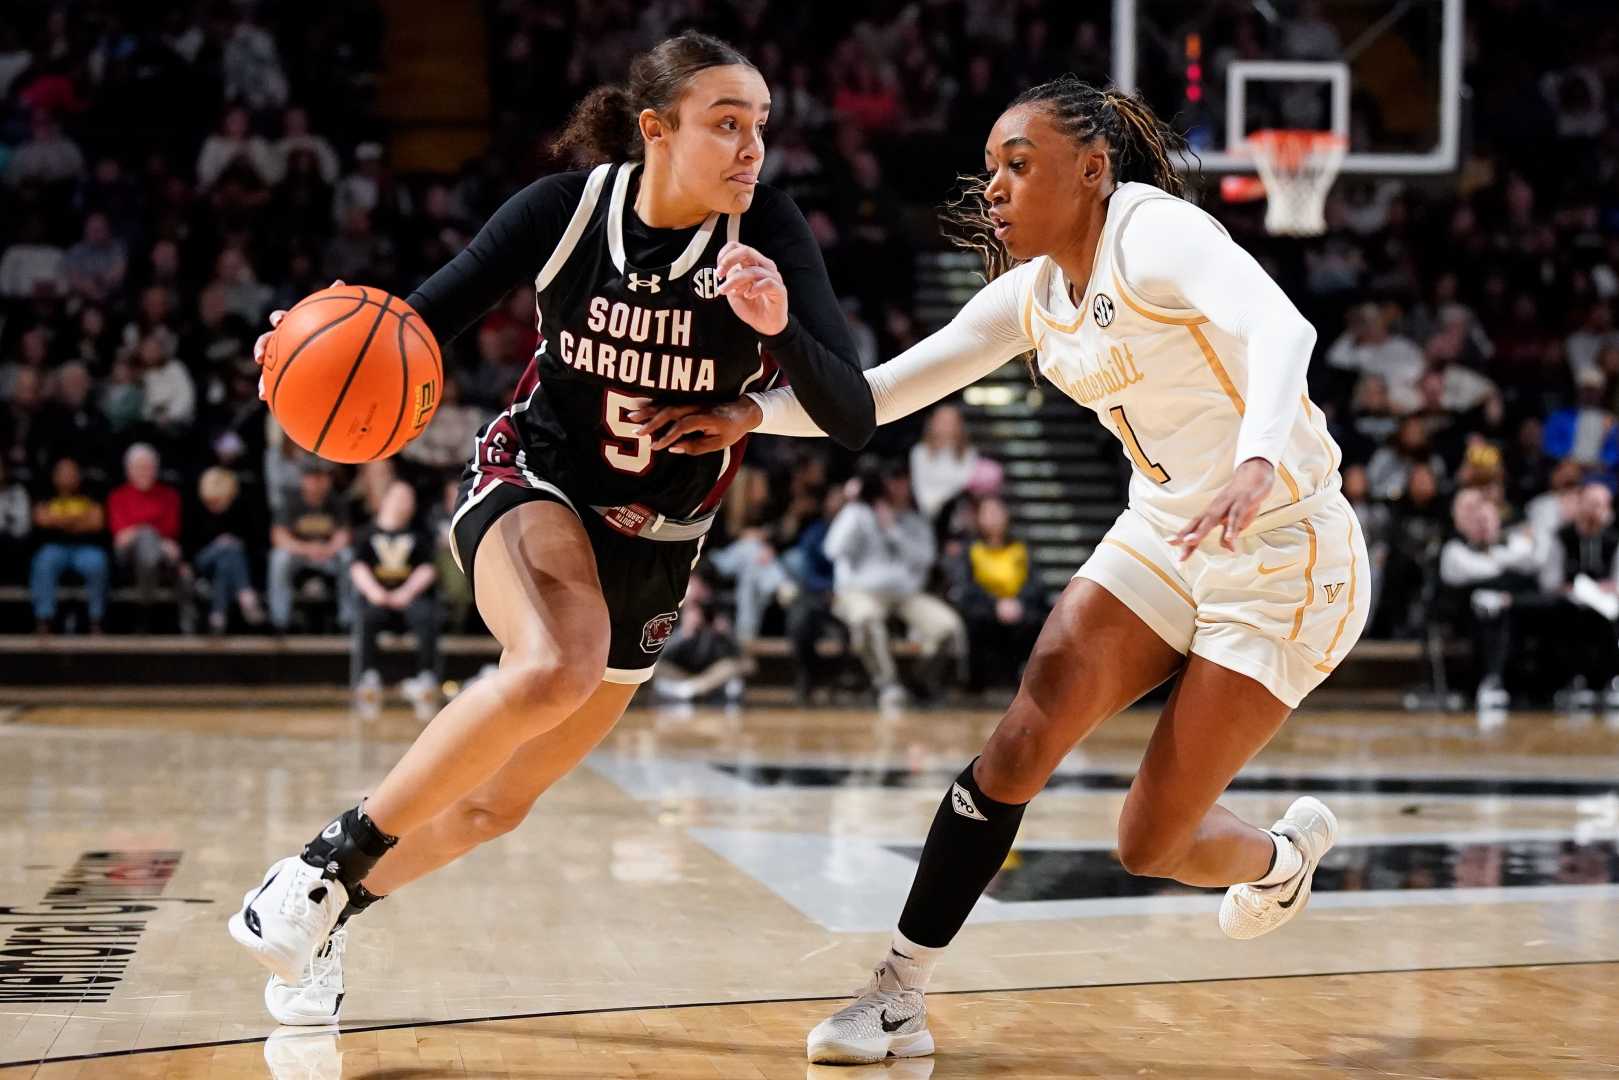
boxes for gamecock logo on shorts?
[640,611,679,653]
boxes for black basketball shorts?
[449,472,702,685]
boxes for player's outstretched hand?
[254,280,344,400]
[1172,457,1275,561]
[629,397,764,455]
[715,241,787,337]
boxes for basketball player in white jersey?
[636,76,1368,1065]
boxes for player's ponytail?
[940,76,1192,286]
[553,30,756,167]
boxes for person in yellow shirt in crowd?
[946,496,1046,694]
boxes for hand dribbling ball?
[261,285,442,463]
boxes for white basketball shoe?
[229,856,349,983]
[265,926,348,1026]
[806,963,933,1065]
[1219,796,1338,940]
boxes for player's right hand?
[254,280,344,399]
[630,396,763,455]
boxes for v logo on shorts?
[1323,582,1346,603]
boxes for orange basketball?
[262,285,442,463]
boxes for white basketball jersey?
[1024,182,1342,537]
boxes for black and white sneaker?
[806,963,933,1065]
[265,926,348,1026]
[228,856,348,983]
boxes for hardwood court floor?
[0,696,1616,1078]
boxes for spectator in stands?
[222,7,290,112]
[1544,482,1619,709]
[271,106,340,185]
[0,325,50,402]
[38,362,111,485]
[784,484,849,703]
[196,106,277,191]
[947,496,1043,693]
[0,217,66,299]
[268,461,352,632]
[350,480,440,714]
[107,443,182,629]
[63,212,127,303]
[4,110,85,188]
[1368,462,1447,638]
[1327,303,1425,413]
[1,368,46,486]
[135,332,197,446]
[824,462,966,706]
[185,466,264,634]
[1543,368,1619,471]
[29,456,108,635]
[0,458,29,583]
[910,404,979,523]
[1566,301,1617,381]
[1440,487,1540,713]
[1368,416,1448,500]
[98,355,144,435]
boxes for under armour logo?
[1323,582,1346,603]
[627,273,662,294]
[950,782,988,822]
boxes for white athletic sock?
[883,928,943,992]
[1250,830,1304,887]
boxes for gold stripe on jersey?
[1022,286,1037,350]
[1288,520,1319,642]
[1187,323,1245,417]
[1111,273,1209,327]
[1316,514,1361,672]
[1100,539,1195,607]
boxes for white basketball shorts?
[1074,493,1369,708]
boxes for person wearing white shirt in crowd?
[271,106,341,185]
[196,106,277,190]
[1567,301,1619,382]
[1327,302,1425,412]
[908,404,979,521]
[1439,487,1540,715]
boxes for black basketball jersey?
[476,163,780,520]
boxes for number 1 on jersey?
[603,389,653,474]
[1109,405,1171,485]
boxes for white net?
[1246,130,1347,237]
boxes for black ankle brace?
[336,882,384,926]
[302,804,398,889]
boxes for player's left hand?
[1172,457,1275,561]
[715,241,787,337]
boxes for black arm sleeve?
[404,172,587,347]
[747,186,876,450]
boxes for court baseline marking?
[2,957,1614,1070]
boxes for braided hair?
[943,77,1192,285]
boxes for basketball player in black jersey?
[229,32,875,1024]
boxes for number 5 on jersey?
[603,389,653,474]
[1109,405,1171,485]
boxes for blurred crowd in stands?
[2,0,1619,709]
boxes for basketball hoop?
[1244,130,1347,237]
